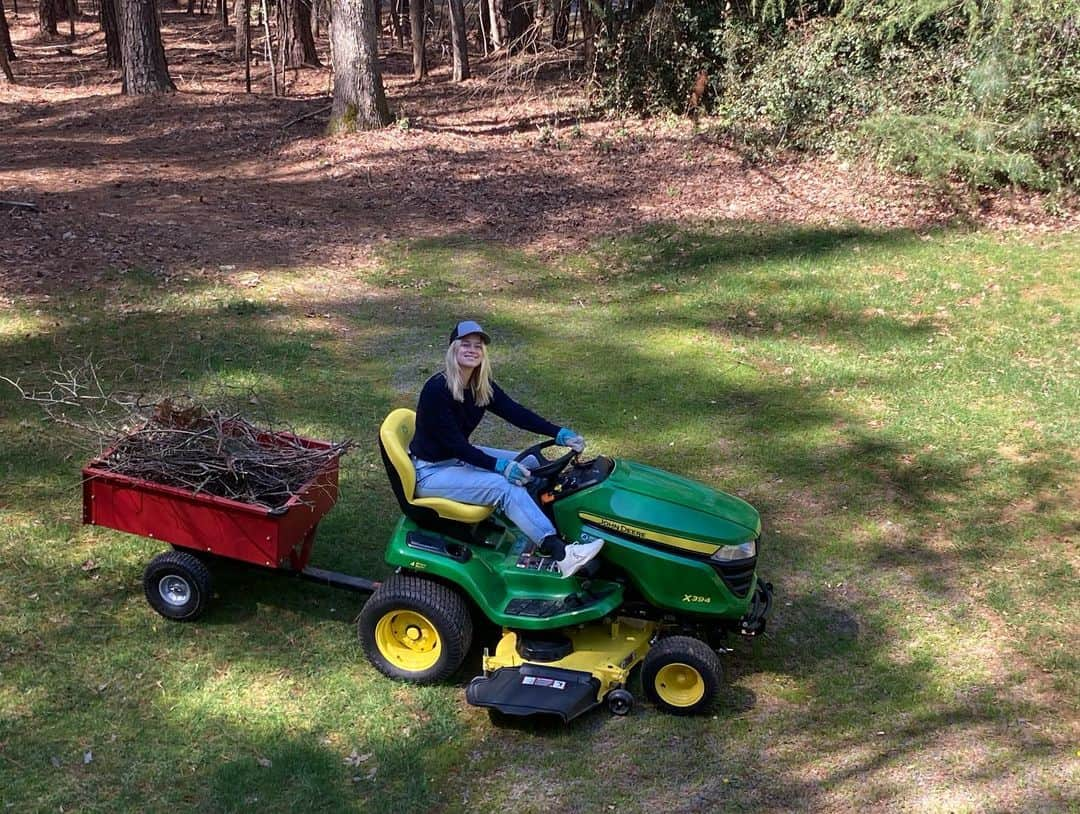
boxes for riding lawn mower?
[366,409,773,722]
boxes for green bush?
[596,0,1080,191]
[598,2,728,116]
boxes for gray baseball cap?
[449,320,491,345]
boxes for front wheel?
[359,574,473,684]
[606,688,634,716]
[641,636,723,715]
[143,550,213,621]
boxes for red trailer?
[83,431,375,620]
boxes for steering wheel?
[515,440,577,487]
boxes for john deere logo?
[577,512,720,556]
[583,515,646,541]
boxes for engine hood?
[571,460,760,557]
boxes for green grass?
[1,224,1077,812]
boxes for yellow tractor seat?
[378,408,494,524]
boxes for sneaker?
[556,540,604,578]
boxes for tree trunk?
[38,0,58,34]
[118,0,175,93]
[408,0,423,79]
[387,0,402,47]
[279,0,319,67]
[550,0,567,46]
[486,0,505,50]
[64,0,76,38]
[581,0,597,74]
[262,0,277,94]
[0,39,11,83]
[101,0,121,66]
[1,0,16,62]
[216,0,226,27]
[328,0,391,132]
[233,0,248,56]
[447,0,466,80]
[0,0,13,81]
[506,0,530,49]
[532,0,548,48]
[394,0,404,47]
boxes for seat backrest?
[379,408,419,503]
[378,408,492,537]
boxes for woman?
[409,320,604,578]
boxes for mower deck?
[466,619,656,721]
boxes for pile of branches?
[4,359,352,509]
[97,402,351,508]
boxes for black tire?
[143,550,213,622]
[607,688,634,716]
[641,635,723,715]
[358,574,473,684]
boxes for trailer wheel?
[359,574,473,684]
[642,636,723,715]
[143,551,213,622]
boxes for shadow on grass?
[1,223,1075,811]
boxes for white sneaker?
[556,540,604,578]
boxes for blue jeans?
[413,446,556,545]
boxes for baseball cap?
[449,320,491,345]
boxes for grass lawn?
[1,222,1076,812]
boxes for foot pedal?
[514,551,559,573]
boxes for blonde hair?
[445,339,494,406]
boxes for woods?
[4,0,1074,192]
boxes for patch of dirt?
[2,12,1076,303]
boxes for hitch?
[739,580,773,636]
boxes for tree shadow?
[1,223,1075,811]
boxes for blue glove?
[556,427,586,453]
[496,458,532,486]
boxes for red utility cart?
[83,432,374,620]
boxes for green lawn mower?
[364,409,773,722]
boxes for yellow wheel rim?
[374,610,442,673]
[655,662,706,707]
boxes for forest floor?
[2,8,1076,302]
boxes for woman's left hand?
[556,427,586,453]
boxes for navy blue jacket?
[409,372,560,471]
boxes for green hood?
[570,461,760,557]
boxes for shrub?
[596,0,1080,191]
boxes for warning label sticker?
[521,676,567,690]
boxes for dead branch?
[4,359,352,509]
[1,200,39,212]
[281,102,332,129]
[484,42,580,89]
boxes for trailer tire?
[642,635,722,715]
[143,550,213,622]
[359,574,472,684]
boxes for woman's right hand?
[496,458,532,486]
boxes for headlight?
[709,538,757,562]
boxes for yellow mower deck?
[467,619,656,721]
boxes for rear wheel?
[143,550,213,621]
[642,636,723,715]
[359,574,473,684]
